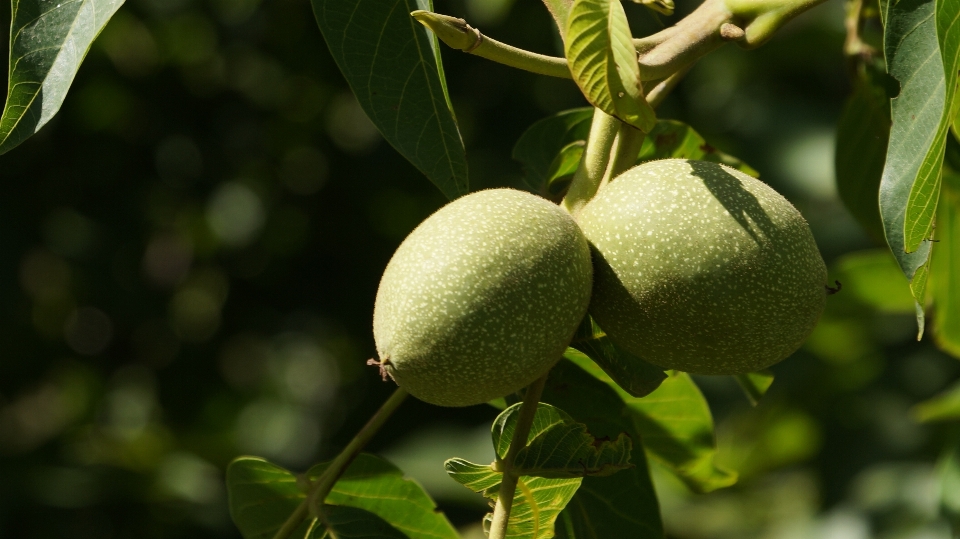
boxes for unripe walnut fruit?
[373,189,593,407]
[578,159,827,375]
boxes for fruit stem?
[604,124,647,187]
[272,387,409,539]
[411,11,571,78]
[488,373,549,539]
[562,108,621,218]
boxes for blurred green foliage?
[0,0,958,538]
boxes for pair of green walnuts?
[372,159,828,407]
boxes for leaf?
[513,412,634,479]
[564,0,656,132]
[309,505,410,539]
[567,342,666,398]
[913,381,960,423]
[835,66,891,241]
[878,0,959,320]
[543,358,664,539]
[226,453,458,539]
[512,108,594,190]
[636,120,758,177]
[832,249,916,314]
[544,141,585,198]
[734,370,775,406]
[930,167,960,358]
[312,0,468,200]
[625,372,737,493]
[542,0,575,40]
[0,0,125,154]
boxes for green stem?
[562,109,621,218]
[604,124,646,186]
[411,11,570,78]
[488,373,549,539]
[272,387,409,539]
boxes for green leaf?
[564,0,656,132]
[226,453,458,539]
[513,108,594,190]
[832,249,916,314]
[912,381,960,423]
[734,370,775,406]
[835,66,891,241]
[878,0,960,319]
[625,372,737,493]
[513,410,634,479]
[544,141,585,198]
[543,358,664,539]
[312,0,468,200]
[567,342,666,398]
[309,505,410,539]
[543,0,575,40]
[0,0,125,154]
[930,168,960,358]
[636,120,759,177]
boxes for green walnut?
[373,189,593,407]
[578,159,827,375]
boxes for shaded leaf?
[308,505,409,539]
[636,120,758,177]
[567,341,666,398]
[226,454,458,539]
[912,381,960,423]
[832,249,916,313]
[312,0,468,200]
[564,0,656,131]
[930,168,960,358]
[514,414,634,479]
[513,108,594,190]
[544,358,664,539]
[878,0,959,322]
[835,66,891,241]
[734,370,775,406]
[0,0,125,154]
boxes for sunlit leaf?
[629,372,737,493]
[447,404,587,539]
[832,249,916,314]
[734,370,775,406]
[564,0,656,131]
[544,358,664,539]
[312,0,468,199]
[543,0,574,40]
[913,381,960,423]
[878,0,959,324]
[513,108,593,191]
[835,65,891,241]
[0,0,125,154]
[930,168,960,358]
[636,120,758,177]
[226,454,458,539]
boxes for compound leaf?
[226,453,458,539]
[567,341,666,399]
[565,0,655,131]
[544,358,664,539]
[312,0,468,200]
[878,0,960,325]
[0,0,125,154]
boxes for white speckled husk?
[373,189,593,407]
[578,159,827,375]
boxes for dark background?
[1,0,956,537]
